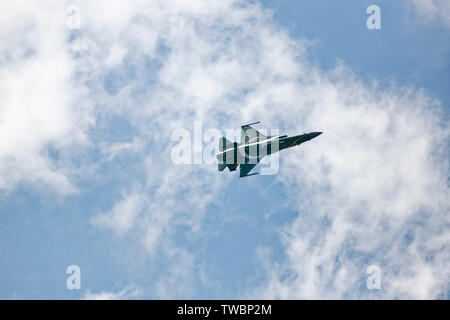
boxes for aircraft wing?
[239,163,258,177]
[240,121,266,144]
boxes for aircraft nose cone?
[310,132,322,139]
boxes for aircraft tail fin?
[218,137,234,172]
[241,122,266,144]
[219,137,233,151]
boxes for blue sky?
[262,0,450,109]
[0,0,449,299]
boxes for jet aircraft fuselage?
[216,122,322,177]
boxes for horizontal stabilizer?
[240,172,259,178]
[239,163,258,177]
[241,121,260,127]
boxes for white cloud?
[77,0,447,299]
[83,284,140,300]
[0,1,93,194]
[105,45,128,68]
[99,137,143,161]
[155,247,196,299]
[1,0,448,299]
[249,72,449,299]
[408,0,450,28]
[91,190,145,235]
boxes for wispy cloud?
[1,0,448,299]
[250,69,449,298]
[91,189,145,235]
[0,1,94,194]
[82,284,140,300]
[408,0,450,28]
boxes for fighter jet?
[216,121,322,177]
